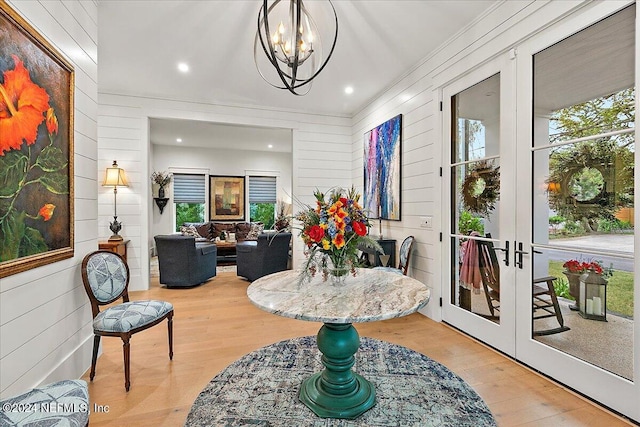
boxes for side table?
[358,239,396,268]
[99,239,129,263]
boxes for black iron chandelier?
[255,0,338,95]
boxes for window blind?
[249,176,276,203]
[173,174,205,204]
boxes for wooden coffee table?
[215,240,237,265]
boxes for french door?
[442,56,517,357]
[443,2,638,420]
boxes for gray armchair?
[236,232,292,282]
[154,235,217,287]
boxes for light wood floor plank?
[81,272,633,426]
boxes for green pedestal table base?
[299,323,375,418]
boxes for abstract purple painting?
[363,114,402,220]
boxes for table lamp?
[102,160,128,241]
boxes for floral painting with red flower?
[0,3,74,277]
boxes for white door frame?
[441,53,518,357]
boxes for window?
[173,174,205,231]
[249,176,276,229]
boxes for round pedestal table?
[247,268,430,419]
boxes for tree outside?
[175,203,205,231]
[548,88,634,233]
[250,202,275,229]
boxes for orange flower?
[46,107,58,136]
[334,209,347,222]
[38,203,56,221]
[332,233,345,249]
[0,56,50,155]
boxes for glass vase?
[327,255,349,285]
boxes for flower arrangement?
[150,171,172,187]
[563,259,613,279]
[295,186,382,282]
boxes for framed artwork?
[210,176,245,221]
[0,2,75,278]
[363,114,402,221]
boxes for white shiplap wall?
[98,94,351,290]
[0,0,97,398]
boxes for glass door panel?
[450,74,502,322]
[530,4,635,381]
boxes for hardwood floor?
[82,272,633,426]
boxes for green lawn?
[548,261,634,318]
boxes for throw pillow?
[246,222,264,240]
[180,224,203,238]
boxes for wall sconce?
[102,160,128,241]
[154,197,169,214]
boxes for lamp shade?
[103,161,128,187]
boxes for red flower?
[46,107,58,136]
[339,197,348,205]
[563,259,605,275]
[353,221,367,236]
[39,203,56,221]
[307,225,324,243]
[0,56,50,155]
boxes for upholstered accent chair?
[154,234,217,287]
[81,251,174,391]
[0,380,89,426]
[236,232,292,282]
[374,235,415,275]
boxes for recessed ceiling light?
[344,86,354,95]
[177,63,189,73]
[176,138,182,143]
[268,144,273,148]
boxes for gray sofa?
[154,235,217,287]
[236,232,292,282]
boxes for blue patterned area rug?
[185,336,496,426]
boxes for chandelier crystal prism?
[255,0,338,95]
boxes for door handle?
[514,241,529,269]
[493,240,509,266]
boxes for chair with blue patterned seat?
[373,235,415,276]
[81,250,174,391]
[0,379,89,426]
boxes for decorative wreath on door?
[461,160,500,216]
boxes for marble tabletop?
[247,269,430,324]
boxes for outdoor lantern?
[578,271,608,321]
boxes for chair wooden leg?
[167,311,174,360]
[90,335,100,381]
[122,335,131,391]
[549,287,565,327]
